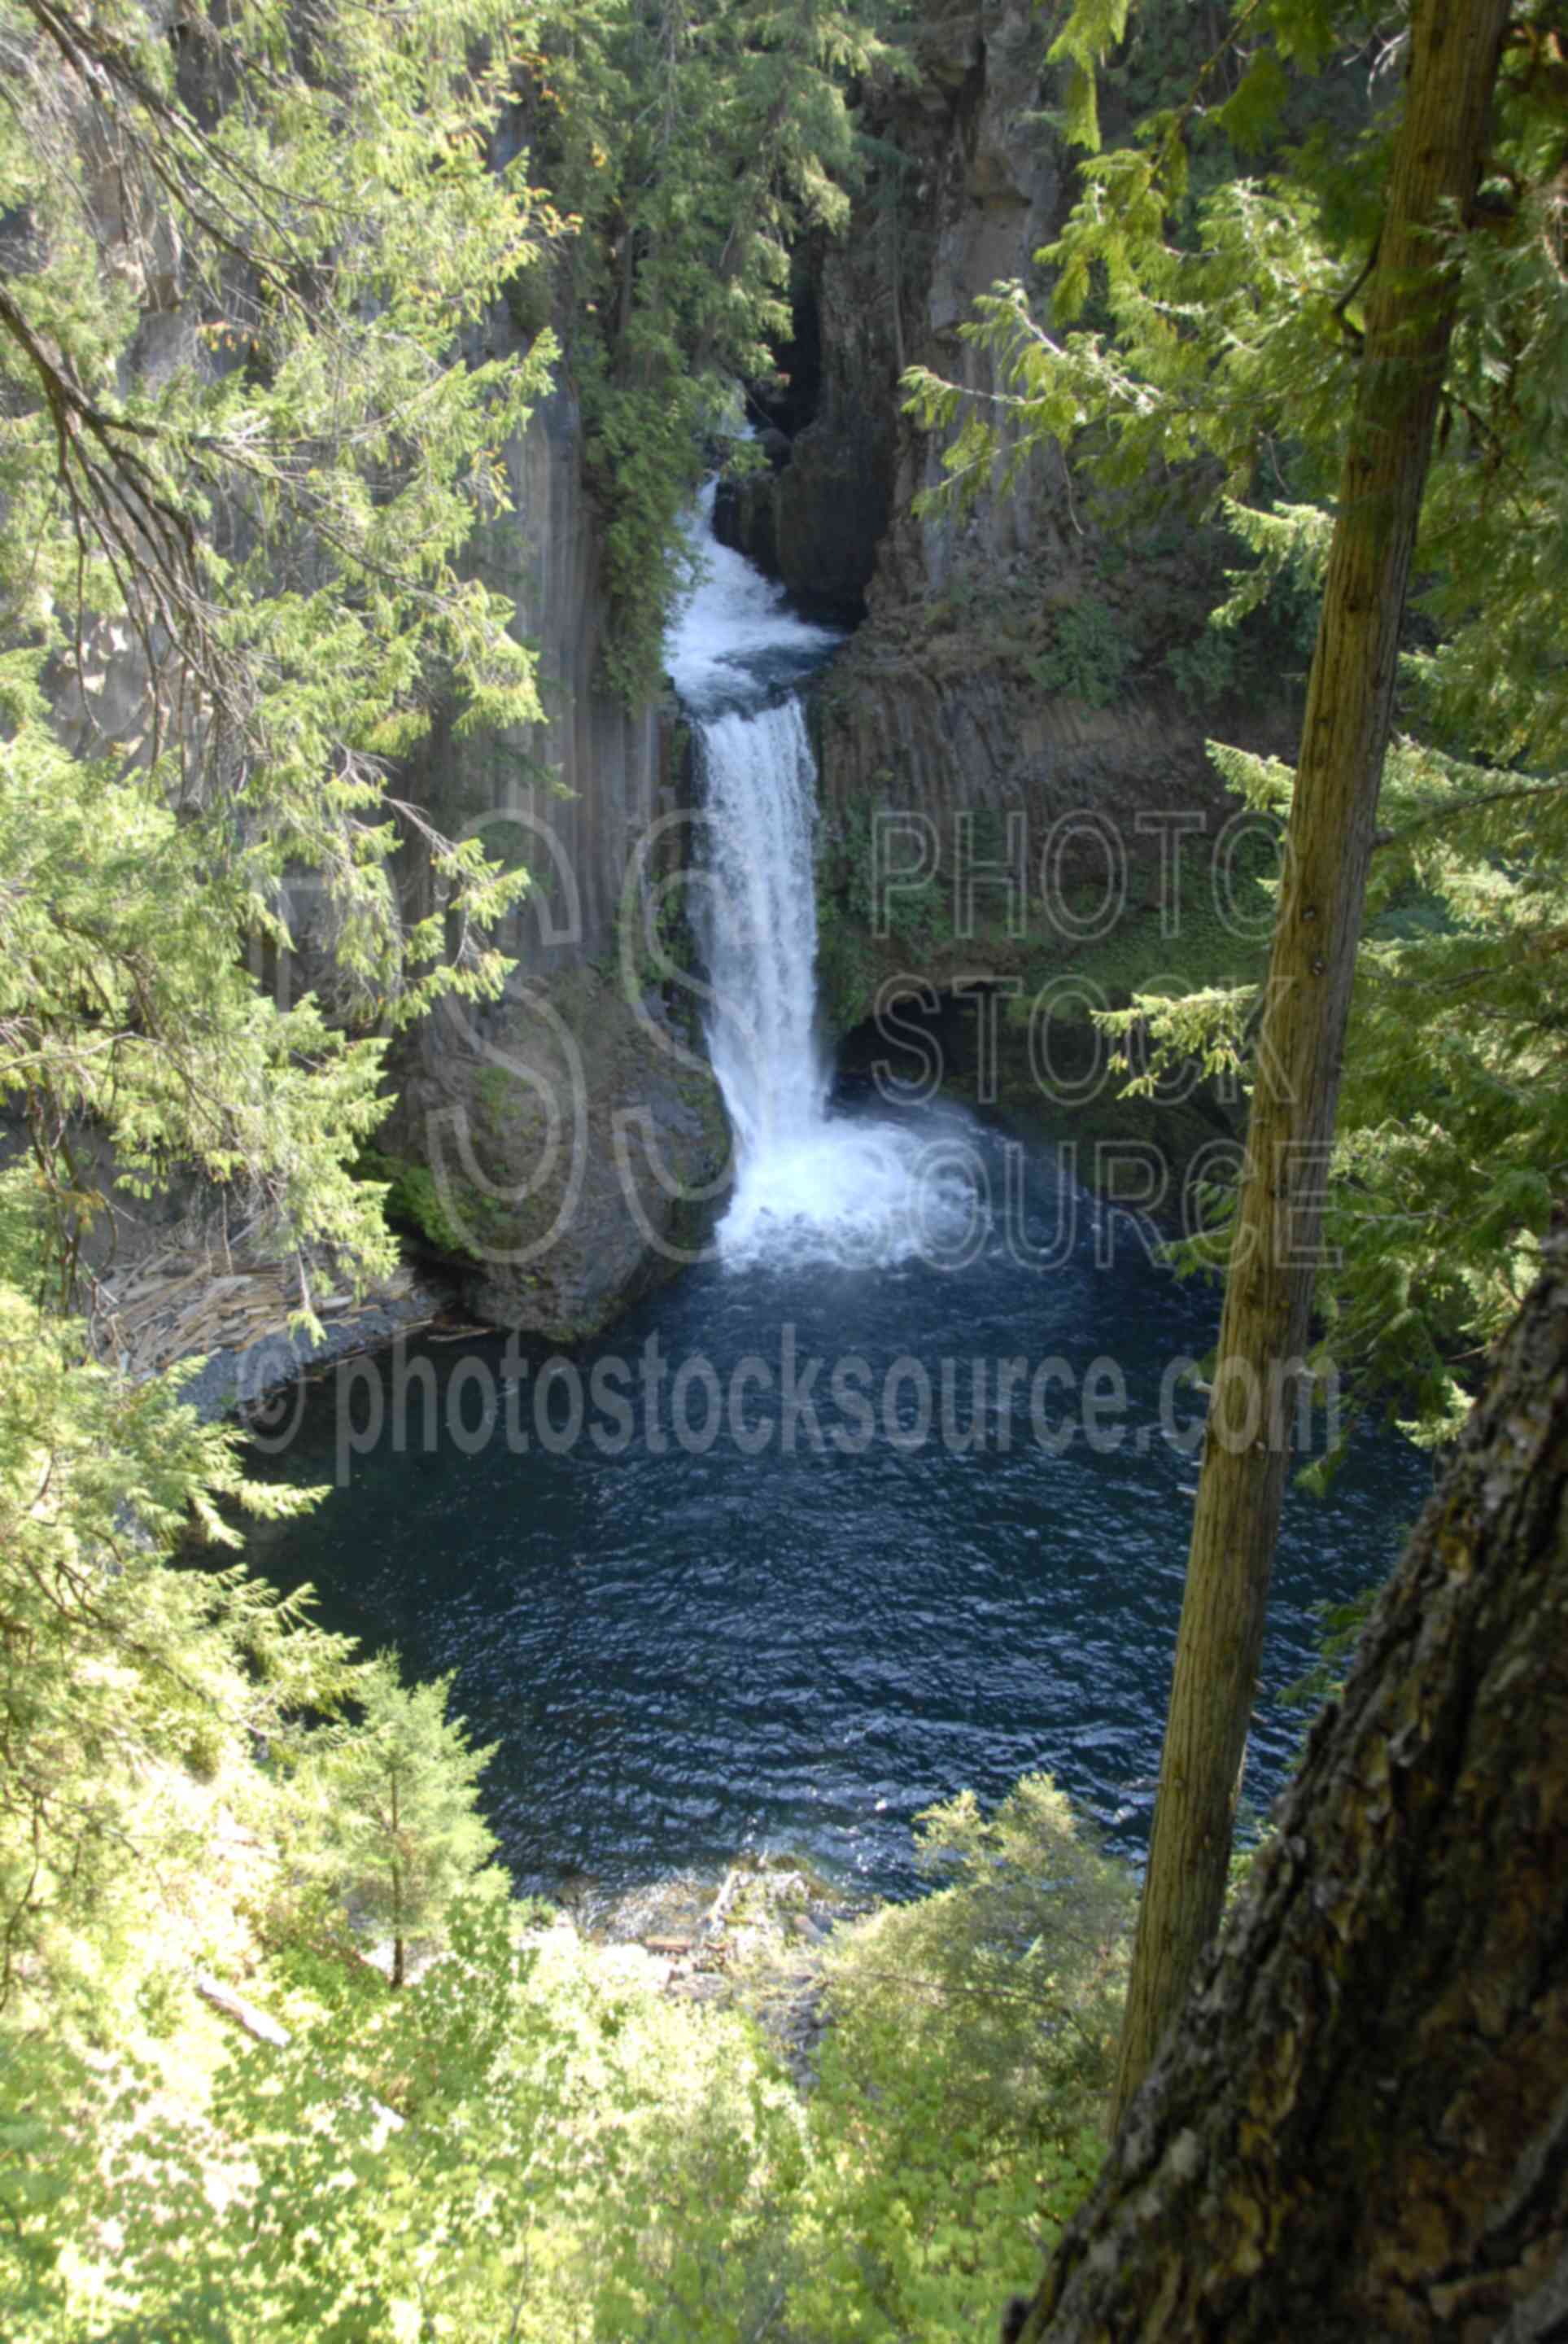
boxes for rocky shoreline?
[577,1853,870,2088]
[182,1273,454,1426]
[88,1238,461,1425]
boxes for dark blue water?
[247,1096,1431,1902]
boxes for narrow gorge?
[225,3,1433,1905]
[11,2,1559,2332]
[247,492,1431,1904]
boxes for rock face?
[41,99,732,1360]
[384,369,732,1341]
[389,962,730,1343]
[409,376,670,977]
[705,2,1291,1204]
[819,2,1240,842]
[46,371,730,1360]
[868,0,1072,608]
[45,15,1295,1358]
[819,646,1206,859]
[367,78,730,1345]
[723,0,1300,1067]
[716,0,1071,621]
[714,349,892,614]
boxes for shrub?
[1027,597,1136,707]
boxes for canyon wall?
[722,0,1295,1039]
[55,222,731,1359]
[67,13,1286,1375]
[378,362,732,1342]
[711,0,1289,1197]
[391,9,1278,1306]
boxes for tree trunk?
[391,1773,405,1990]
[1112,0,1511,2126]
[1007,1228,1568,2342]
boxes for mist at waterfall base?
[246,495,1433,1904]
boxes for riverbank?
[92,1242,456,1423]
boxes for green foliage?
[2,1769,1133,2342]
[0,1249,348,2016]
[357,1150,481,1262]
[1321,741,1568,1444]
[1164,620,1237,707]
[1046,0,1133,153]
[1109,732,1568,1451]
[791,1776,1126,2338]
[1281,1578,1387,1712]
[0,724,400,1290]
[4,1897,804,2342]
[0,0,586,2115]
[1027,594,1135,706]
[815,898,886,1037]
[1211,495,1330,632]
[846,1775,1133,2130]
[909,0,1568,1449]
[0,0,578,2039]
[282,1655,503,1988]
[529,0,908,699]
[820,784,946,955]
[0,1183,518,2033]
[0,0,554,1306]
[0,2030,110,2331]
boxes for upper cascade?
[664,479,841,719]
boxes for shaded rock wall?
[384,372,732,1342]
[870,0,1073,606]
[717,0,1073,616]
[817,2,1230,826]
[393,963,729,1345]
[410,380,664,977]
[715,3,1269,1195]
[758,0,1304,1071]
[37,80,730,1361]
[819,646,1199,843]
[368,84,732,1340]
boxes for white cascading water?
[697,696,827,1161]
[666,480,978,1270]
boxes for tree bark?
[1112,0,1512,2126]
[1007,1227,1568,2341]
[391,1773,405,1990]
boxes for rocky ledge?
[574,1854,868,2088]
[93,1246,452,1425]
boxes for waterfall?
[666,482,978,1270]
[697,696,828,1164]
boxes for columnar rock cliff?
[50,238,730,1356]
[59,13,1295,1368]
[720,0,1295,1039]
[381,374,732,1342]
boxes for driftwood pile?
[90,1245,423,1384]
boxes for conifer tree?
[906,0,1568,1450]
[294,1655,500,1988]
[529,0,906,696]
[1114,0,1510,2123]
[0,0,548,2023]
[1006,1226,1568,2342]
[910,0,1559,2111]
[0,0,554,1301]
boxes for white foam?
[717,1122,984,1274]
[664,481,840,716]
